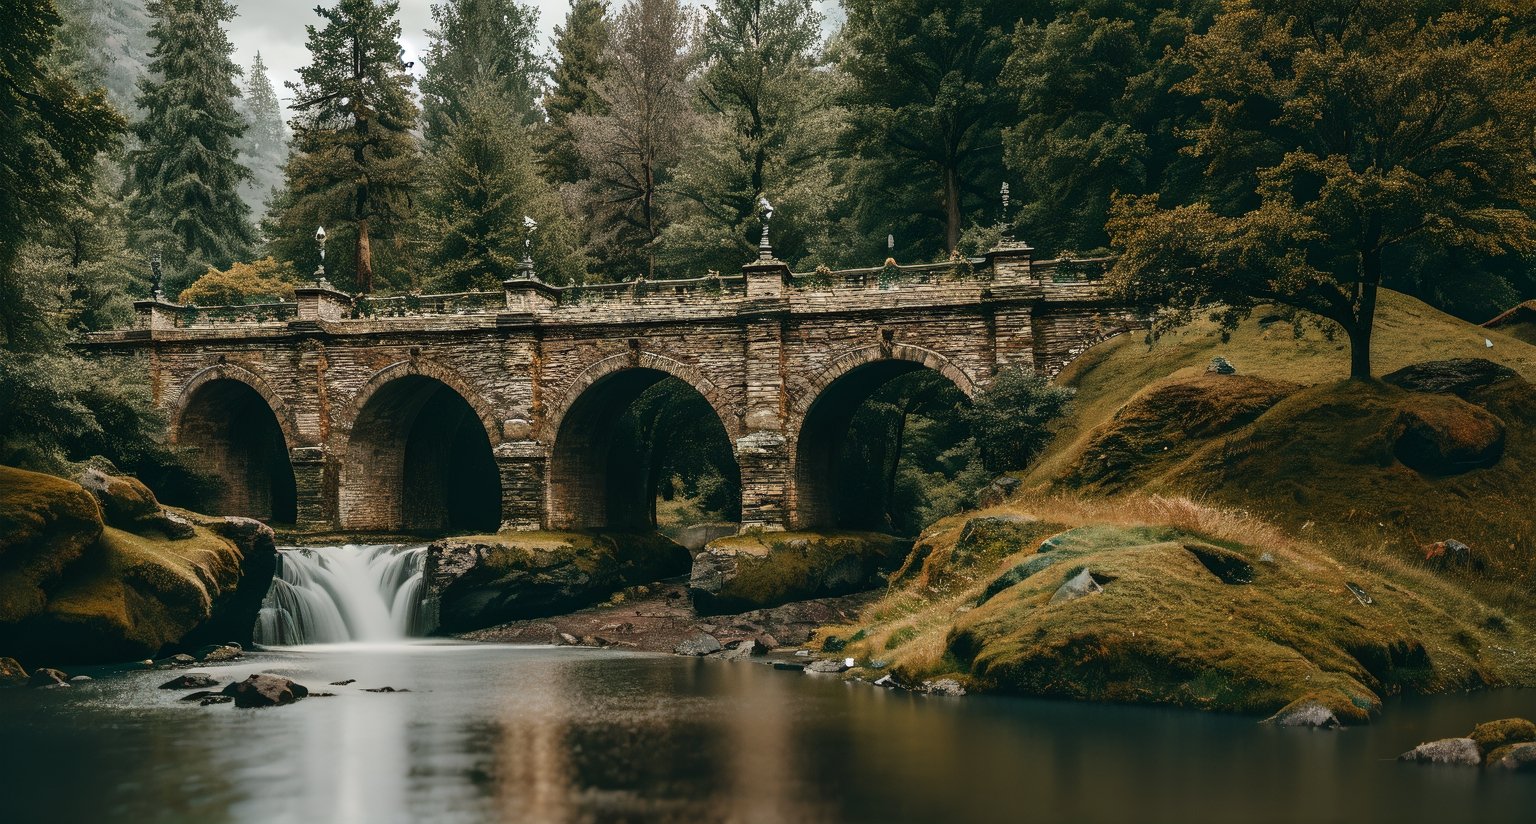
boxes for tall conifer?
[272,0,421,293]
[125,0,254,286]
[420,0,544,142]
[541,0,612,185]
[236,52,287,220]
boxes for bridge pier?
[495,443,545,532]
[290,446,329,530]
[736,433,791,531]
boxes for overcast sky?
[226,1,843,104]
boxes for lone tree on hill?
[1107,0,1536,380]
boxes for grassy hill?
[813,292,1536,721]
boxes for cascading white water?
[254,544,428,645]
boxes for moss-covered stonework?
[421,531,690,633]
[0,466,276,666]
[689,531,911,615]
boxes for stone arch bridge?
[87,243,1132,534]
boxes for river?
[0,546,1531,823]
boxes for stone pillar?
[742,257,789,302]
[289,446,330,530]
[133,298,182,330]
[294,284,353,321]
[985,240,1036,284]
[737,432,790,531]
[737,255,792,531]
[502,277,558,315]
[495,441,546,532]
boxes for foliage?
[609,376,741,526]
[1106,0,1536,379]
[420,0,544,142]
[569,0,697,280]
[270,0,422,294]
[837,0,1023,255]
[539,0,612,186]
[964,365,1075,472]
[658,0,834,274]
[1002,0,1215,255]
[125,0,254,289]
[0,0,124,353]
[177,256,300,306]
[837,370,981,535]
[416,86,586,288]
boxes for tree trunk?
[1350,254,1382,380]
[356,218,373,295]
[944,164,961,253]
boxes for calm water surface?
[1,642,1532,823]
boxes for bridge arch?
[791,344,978,531]
[169,363,298,523]
[545,351,741,530]
[335,360,502,533]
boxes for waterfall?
[254,544,428,645]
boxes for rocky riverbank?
[0,465,277,668]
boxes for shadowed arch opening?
[549,369,740,532]
[795,359,975,534]
[174,379,297,523]
[341,375,500,533]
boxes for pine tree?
[125,0,254,287]
[570,0,696,280]
[540,0,612,185]
[420,0,544,143]
[660,0,838,273]
[838,0,1022,256]
[272,0,421,294]
[418,86,586,289]
[236,52,287,222]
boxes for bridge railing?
[169,301,299,327]
[551,273,749,307]
[349,290,506,318]
[786,258,990,290]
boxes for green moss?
[699,531,910,612]
[1469,717,1536,753]
[0,466,104,623]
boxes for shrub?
[177,257,300,306]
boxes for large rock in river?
[222,673,309,708]
[689,531,911,615]
[420,531,690,634]
[0,466,277,666]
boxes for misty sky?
[226,1,843,104]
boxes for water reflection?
[1,644,1533,823]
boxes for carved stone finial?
[149,253,164,300]
[758,195,774,260]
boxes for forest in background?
[6,0,1536,533]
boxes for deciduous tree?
[1108,0,1536,379]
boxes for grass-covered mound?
[1025,290,1536,586]
[0,466,277,665]
[819,497,1536,722]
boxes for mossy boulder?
[421,531,689,633]
[689,531,910,615]
[1469,717,1536,754]
[0,466,277,666]
[0,466,104,624]
[1390,394,1506,476]
[1382,358,1520,397]
[75,468,159,526]
[1487,742,1536,772]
